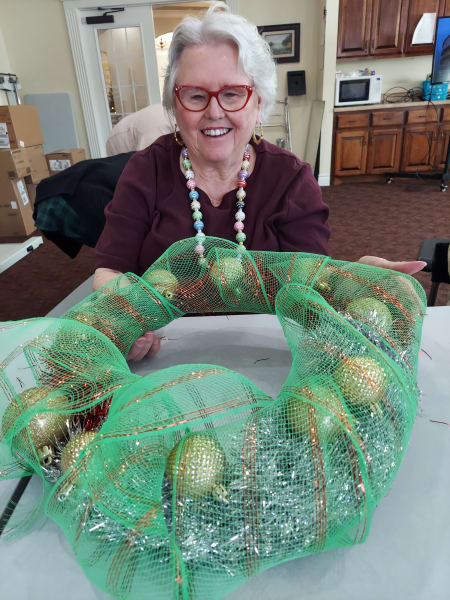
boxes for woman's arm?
[93,267,123,291]
[92,267,161,360]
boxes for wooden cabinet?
[371,0,408,56]
[334,129,369,175]
[338,0,447,59]
[332,104,450,180]
[334,108,405,177]
[401,124,438,170]
[367,127,403,172]
[337,0,373,57]
[404,0,444,55]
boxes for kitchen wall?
[318,2,435,185]
[338,55,433,94]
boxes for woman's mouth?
[202,128,231,137]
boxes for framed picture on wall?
[257,23,300,63]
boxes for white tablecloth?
[0,308,449,600]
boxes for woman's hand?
[127,331,161,361]
[358,256,427,275]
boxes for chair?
[428,242,450,306]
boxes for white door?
[66,3,158,157]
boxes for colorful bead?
[182,145,250,258]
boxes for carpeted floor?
[0,178,449,322]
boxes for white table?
[0,308,449,600]
[0,236,43,274]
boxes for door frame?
[62,0,239,157]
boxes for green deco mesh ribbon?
[0,237,426,599]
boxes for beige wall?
[0,22,11,105]
[0,0,89,156]
[338,55,432,92]
[239,0,322,159]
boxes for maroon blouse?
[95,134,330,276]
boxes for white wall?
[0,0,89,155]
[0,23,12,105]
[239,0,322,160]
[337,55,432,93]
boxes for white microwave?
[335,74,382,106]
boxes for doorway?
[63,0,214,158]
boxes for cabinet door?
[435,123,450,168]
[337,0,372,57]
[334,129,369,175]
[371,0,408,55]
[405,0,444,55]
[367,128,404,173]
[442,0,450,16]
[400,124,438,170]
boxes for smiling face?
[173,41,261,169]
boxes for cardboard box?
[25,180,37,207]
[46,148,86,174]
[0,105,44,149]
[0,173,36,236]
[0,148,31,179]
[24,145,49,183]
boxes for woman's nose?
[204,95,225,119]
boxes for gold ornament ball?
[143,269,178,299]
[290,259,331,293]
[347,297,393,331]
[334,356,387,407]
[287,383,345,439]
[210,257,244,287]
[166,433,228,502]
[60,430,97,473]
[2,386,69,466]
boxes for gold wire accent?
[174,125,184,147]
[252,122,263,144]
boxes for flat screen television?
[431,16,450,83]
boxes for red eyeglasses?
[175,85,254,112]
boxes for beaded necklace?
[182,144,251,258]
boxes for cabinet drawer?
[371,110,404,126]
[336,112,370,129]
[407,108,439,124]
[441,106,450,122]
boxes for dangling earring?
[252,122,263,145]
[174,124,184,147]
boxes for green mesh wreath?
[0,237,425,599]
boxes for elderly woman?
[94,2,425,360]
